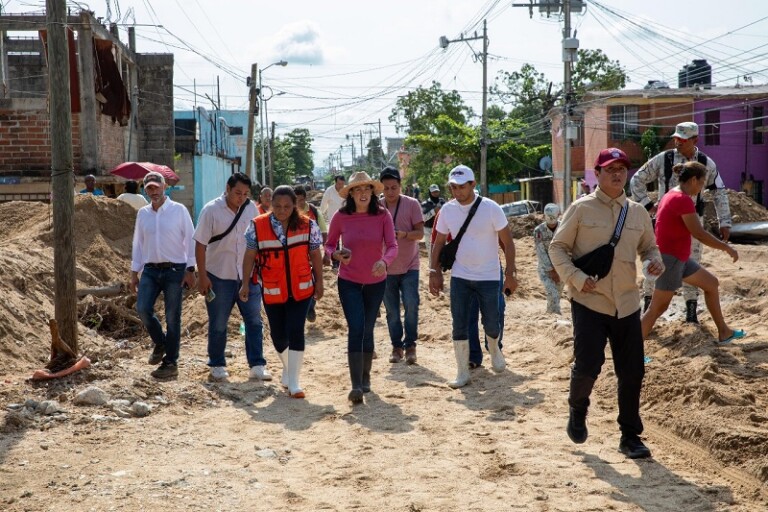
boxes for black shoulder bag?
[438,196,482,272]
[208,199,251,244]
[572,201,629,280]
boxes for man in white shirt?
[116,181,148,210]
[193,172,271,382]
[320,174,346,269]
[320,174,345,223]
[429,165,518,388]
[129,172,196,379]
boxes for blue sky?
[4,1,767,167]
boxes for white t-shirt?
[117,193,148,210]
[435,194,507,281]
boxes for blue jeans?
[263,297,312,352]
[468,268,506,366]
[450,276,501,347]
[206,273,265,368]
[383,270,420,349]
[137,264,185,365]
[338,277,386,353]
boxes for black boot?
[361,352,373,393]
[685,300,699,324]
[567,373,596,444]
[347,352,364,404]
[642,295,652,313]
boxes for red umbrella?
[110,162,180,186]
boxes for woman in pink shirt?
[641,161,742,344]
[325,171,398,404]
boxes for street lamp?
[259,60,287,186]
[439,20,489,196]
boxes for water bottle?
[239,322,245,336]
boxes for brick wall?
[97,115,126,172]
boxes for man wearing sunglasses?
[630,122,731,323]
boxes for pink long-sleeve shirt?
[325,209,398,284]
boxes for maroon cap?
[594,148,631,171]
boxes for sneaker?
[148,344,165,365]
[389,348,404,363]
[306,307,316,323]
[248,365,273,381]
[618,435,652,459]
[209,366,229,381]
[405,347,417,365]
[151,362,178,379]
[566,407,588,444]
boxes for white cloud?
[271,20,327,65]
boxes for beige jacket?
[549,188,660,318]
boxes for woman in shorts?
[641,161,743,344]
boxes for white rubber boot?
[487,335,506,373]
[448,340,471,389]
[276,349,289,388]
[287,350,305,398]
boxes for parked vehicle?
[500,200,540,218]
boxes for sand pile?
[0,195,138,373]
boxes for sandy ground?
[0,196,767,511]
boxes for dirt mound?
[0,196,138,373]
[703,189,768,228]
[507,214,541,238]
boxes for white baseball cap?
[448,165,475,185]
[672,122,699,140]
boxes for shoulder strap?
[308,203,319,220]
[609,201,630,247]
[209,198,251,244]
[451,196,483,246]
[663,150,675,192]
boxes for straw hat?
[339,171,384,198]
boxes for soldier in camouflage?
[534,203,564,314]
[630,122,731,323]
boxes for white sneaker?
[249,365,273,381]
[209,366,229,381]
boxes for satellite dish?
[539,155,553,172]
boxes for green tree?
[572,49,628,97]
[284,128,314,178]
[389,81,472,135]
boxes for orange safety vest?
[252,214,314,304]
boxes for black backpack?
[663,149,716,215]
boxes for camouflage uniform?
[630,147,731,302]
[533,221,564,314]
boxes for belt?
[145,262,182,269]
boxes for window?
[609,105,639,140]
[704,110,720,146]
[753,106,764,145]
[174,119,196,137]
[229,126,244,136]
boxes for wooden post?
[245,63,258,183]
[47,0,78,353]
[269,121,276,188]
[77,12,98,172]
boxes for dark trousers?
[263,297,312,352]
[570,300,645,437]
[338,278,386,353]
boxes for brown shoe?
[389,348,404,363]
[405,347,417,365]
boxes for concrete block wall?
[0,99,82,175]
[137,54,174,168]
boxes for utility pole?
[512,0,580,209]
[245,63,258,183]
[439,21,489,195]
[269,121,276,188]
[562,0,577,209]
[480,20,489,197]
[47,0,78,352]
[378,118,383,170]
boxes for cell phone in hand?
[206,289,216,303]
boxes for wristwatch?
[186,266,196,273]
